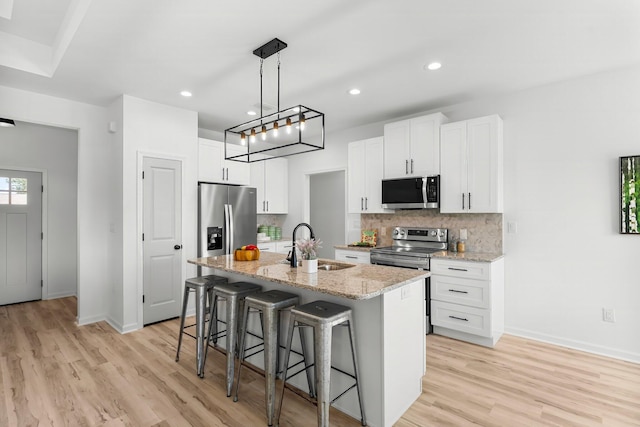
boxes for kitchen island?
[189,252,429,427]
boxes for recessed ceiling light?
[426,62,442,71]
[349,88,361,95]
[247,110,257,116]
[180,90,192,97]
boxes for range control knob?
[431,230,437,236]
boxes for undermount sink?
[281,259,356,271]
[317,261,355,271]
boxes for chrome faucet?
[290,223,315,268]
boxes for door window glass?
[0,177,28,205]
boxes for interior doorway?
[0,169,42,305]
[309,171,346,259]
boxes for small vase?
[301,258,318,273]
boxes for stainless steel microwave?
[381,176,439,209]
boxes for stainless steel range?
[370,227,448,270]
[370,226,448,335]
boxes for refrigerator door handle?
[227,204,234,254]
[224,204,230,254]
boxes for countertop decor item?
[224,38,324,163]
[295,237,322,260]
[360,229,377,247]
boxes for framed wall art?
[620,155,639,234]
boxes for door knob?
[174,244,182,250]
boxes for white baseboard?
[77,313,105,326]
[44,291,76,300]
[505,327,640,365]
[104,316,140,334]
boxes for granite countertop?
[188,252,429,300]
[335,245,503,262]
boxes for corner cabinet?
[347,137,388,213]
[250,158,288,214]
[430,257,504,348]
[383,112,447,179]
[440,115,503,213]
[198,138,250,185]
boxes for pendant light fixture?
[224,38,324,162]
[0,118,16,127]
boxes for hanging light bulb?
[261,125,267,141]
[240,132,247,145]
[250,128,256,143]
[272,122,279,137]
[286,117,292,134]
[299,113,306,131]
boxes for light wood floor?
[1,298,638,426]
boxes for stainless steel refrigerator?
[198,183,257,260]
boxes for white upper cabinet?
[250,158,288,214]
[440,115,503,213]
[348,137,387,213]
[198,138,250,185]
[383,112,447,179]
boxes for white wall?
[117,95,199,332]
[0,121,78,299]
[0,85,113,325]
[286,64,640,362]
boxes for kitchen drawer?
[431,300,491,337]
[335,249,371,264]
[430,258,491,280]
[257,242,276,252]
[275,240,294,254]
[431,275,490,309]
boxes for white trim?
[504,328,640,365]
[0,166,49,301]
[136,150,187,331]
[303,166,349,244]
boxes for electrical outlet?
[460,229,468,240]
[602,308,616,323]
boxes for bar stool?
[233,290,315,426]
[276,300,366,427]
[203,281,262,395]
[175,275,228,377]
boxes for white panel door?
[143,157,182,325]
[0,170,42,305]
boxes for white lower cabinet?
[430,257,504,347]
[334,248,371,264]
[257,240,293,254]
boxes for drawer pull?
[448,267,468,272]
[345,256,358,259]
[448,289,468,294]
[449,315,469,322]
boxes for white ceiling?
[1,0,639,134]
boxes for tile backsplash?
[361,211,503,254]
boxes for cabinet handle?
[222,168,226,180]
[411,159,414,174]
[365,197,368,210]
[262,201,265,211]
[468,192,471,210]
[448,289,468,294]
[361,197,364,211]
[345,255,358,259]
[462,193,465,210]
[449,315,469,322]
[405,160,409,174]
[266,200,269,212]
[448,267,468,272]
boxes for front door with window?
[0,170,42,305]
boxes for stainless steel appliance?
[370,226,448,333]
[198,183,257,260]
[381,176,440,209]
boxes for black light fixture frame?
[224,38,325,163]
[0,118,16,127]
